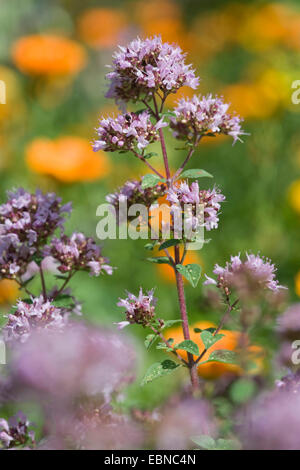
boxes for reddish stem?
[174,245,199,391]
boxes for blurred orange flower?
[12,35,86,76]
[165,320,265,379]
[77,8,127,49]
[0,279,19,305]
[222,72,284,120]
[26,136,111,183]
[287,180,300,214]
[295,271,300,297]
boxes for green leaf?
[156,338,174,351]
[159,239,181,251]
[200,331,224,350]
[229,378,257,404]
[162,319,182,329]
[194,327,216,334]
[20,298,33,305]
[144,152,158,159]
[160,110,176,118]
[146,257,172,265]
[55,275,69,281]
[141,360,181,386]
[141,174,162,189]
[176,264,202,288]
[215,439,241,450]
[201,349,238,365]
[174,339,199,356]
[144,241,157,251]
[144,334,158,350]
[191,435,216,450]
[179,169,213,179]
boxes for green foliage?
[174,339,199,356]
[179,169,213,179]
[176,263,202,287]
[141,360,181,386]
[141,174,164,188]
[200,330,224,350]
[199,349,238,365]
[229,378,257,404]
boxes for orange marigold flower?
[0,279,19,305]
[12,35,86,76]
[165,321,265,379]
[26,136,111,183]
[295,271,300,297]
[77,8,127,49]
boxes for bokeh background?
[1,0,300,409]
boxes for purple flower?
[238,388,300,450]
[155,398,216,450]
[117,288,159,327]
[0,189,71,279]
[106,36,199,105]
[0,412,35,449]
[277,304,300,339]
[170,94,246,144]
[3,296,67,344]
[106,179,166,224]
[166,181,225,232]
[93,111,166,153]
[204,253,285,295]
[43,232,113,277]
[12,323,135,401]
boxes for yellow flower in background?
[26,136,111,183]
[135,0,180,25]
[236,3,289,51]
[135,0,188,49]
[12,35,86,77]
[288,180,300,214]
[222,68,287,120]
[295,271,300,297]
[0,279,19,305]
[77,8,128,49]
[0,65,25,123]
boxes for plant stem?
[53,271,74,300]
[174,245,199,391]
[39,265,47,301]
[172,136,202,182]
[132,151,164,178]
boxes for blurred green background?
[0,0,300,408]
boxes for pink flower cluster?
[106,36,199,105]
[0,189,71,279]
[170,94,245,144]
[117,288,158,328]
[204,253,285,295]
[166,181,225,231]
[3,296,67,344]
[0,412,35,449]
[12,323,135,401]
[43,232,113,277]
[106,179,166,223]
[93,111,166,153]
